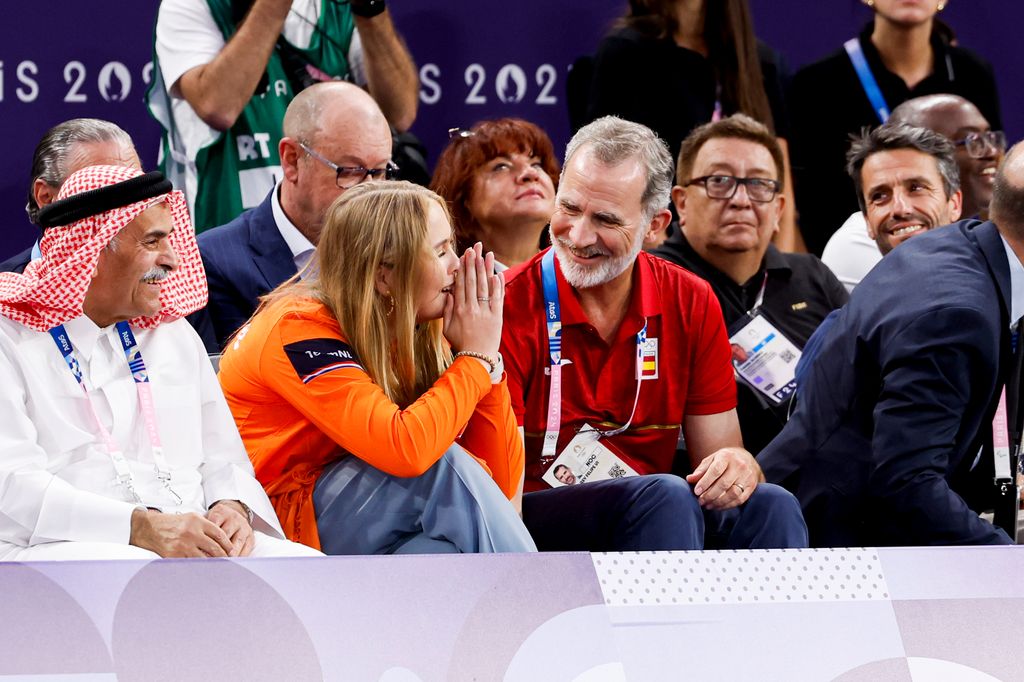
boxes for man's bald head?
[890,94,970,130]
[283,81,389,147]
[278,82,394,243]
[991,142,1024,239]
[891,95,1000,219]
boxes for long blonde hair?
[263,181,453,407]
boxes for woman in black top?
[585,0,802,250]
[790,0,1002,255]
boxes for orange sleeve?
[458,374,525,500]
[265,315,494,478]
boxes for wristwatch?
[214,499,254,526]
[350,0,387,18]
[238,500,255,526]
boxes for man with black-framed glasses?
[198,81,395,347]
[654,115,847,455]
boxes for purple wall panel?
[0,1,1019,261]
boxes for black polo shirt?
[790,21,1002,256]
[654,232,848,454]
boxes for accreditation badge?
[637,337,659,380]
[728,314,801,405]
[541,425,640,488]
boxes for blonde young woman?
[218,181,536,555]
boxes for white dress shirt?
[271,183,316,274]
[1001,235,1024,328]
[820,212,883,294]
[0,315,284,550]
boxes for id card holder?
[541,425,640,488]
[729,314,801,405]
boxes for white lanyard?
[747,272,768,317]
[49,322,181,506]
[539,250,646,468]
[992,388,1013,481]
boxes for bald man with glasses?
[198,81,396,348]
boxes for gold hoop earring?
[384,292,395,317]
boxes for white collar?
[62,315,108,362]
[999,234,1024,328]
[271,183,315,261]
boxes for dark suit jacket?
[760,220,1015,547]
[0,246,34,274]
[197,191,297,349]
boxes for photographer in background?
[147,0,418,232]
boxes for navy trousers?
[523,475,807,551]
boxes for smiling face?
[921,101,1000,219]
[83,202,179,327]
[411,201,459,323]
[675,137,783,261]
[549,148,652,289]
[860,148,962,254]
[465,151,555,234]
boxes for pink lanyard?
[49,322,181,506]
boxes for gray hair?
[563,116,673,222]
[846,122,960,214]
[26,118,133,224]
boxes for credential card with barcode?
[729,314,802,405]
[541,425,640,488]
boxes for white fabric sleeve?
[155,0,227,96]
[821,212,883,294]
[0,345,140,546]
[190,329,286,538]
[348,27,366,86]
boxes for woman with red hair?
[431,118,559,270]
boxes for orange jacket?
[218,297,524,550]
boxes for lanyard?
[844,38,890,124]
[49,321,182,506]
[992,388,1014,481]
[747,272,769,317]
[539,250,646,467]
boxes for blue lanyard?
[844,38,890,124]
[541,249,562,366]
[48,321,181,505]
[539,250,648,465]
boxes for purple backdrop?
[0,1,1019,261]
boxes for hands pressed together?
[130,500,254,558]
[443,243,505,367]
[685,447,765,511]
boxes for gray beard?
[550,225,645,289]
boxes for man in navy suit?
[760,139,1024,547]
[198,81,393,348]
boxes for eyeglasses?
[298,142,399,189]
[685,175,780,203]
[952,130,1007,159]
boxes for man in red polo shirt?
[502,116,807,551]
